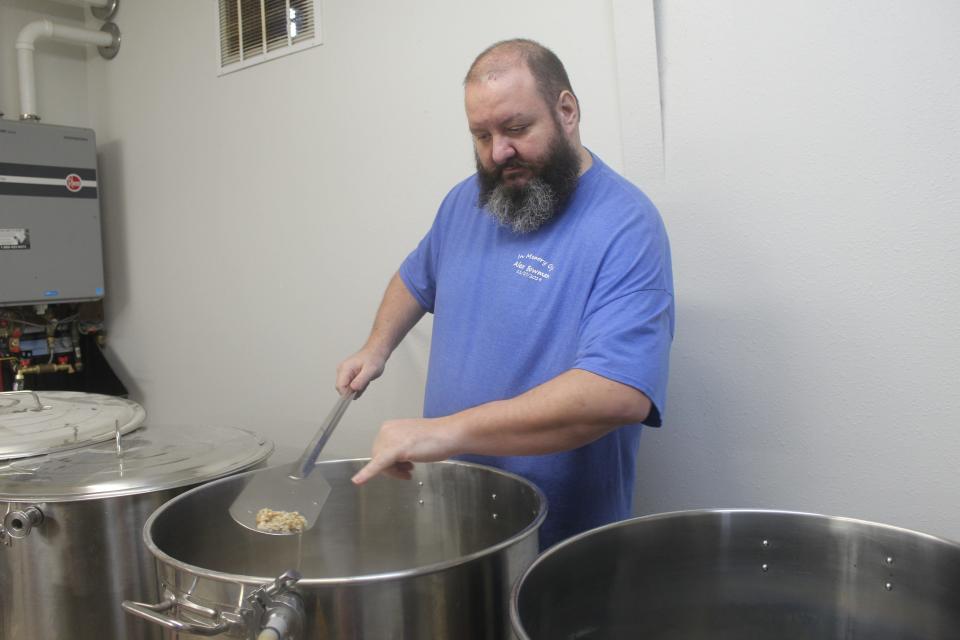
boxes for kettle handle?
[122,592,233,636]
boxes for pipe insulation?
[15,19,117,120]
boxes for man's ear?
[556,90,580,132]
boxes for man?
[337,39,674,549]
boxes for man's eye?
[474,133,490,142]
[508,125,528,133]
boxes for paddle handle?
[291,391,355,479]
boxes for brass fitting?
[14,362,76,385]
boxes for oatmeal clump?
[255,508,307,533]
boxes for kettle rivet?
[492,513,499,519]
[491,493,497,500]
[418,481,424,487]
[885,556,894,566]
[761,564,769,572]
[762,539,770,548]
[885,582,893,591]
[418,499,424,505]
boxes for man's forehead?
[467,63,532,90]
[465,66,539,110]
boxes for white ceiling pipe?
[44,0,119,21]
[16,19,117,121]
[45,0,111,8]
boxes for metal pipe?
[15,19,117,120]
[14,362,76,388]
[17,363,77,376]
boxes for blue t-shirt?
[399,153,674,548]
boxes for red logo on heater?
[65,174,83,192]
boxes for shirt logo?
[512,252,555,283]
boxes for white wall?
[630,0,960,541]
[4,0,959,542]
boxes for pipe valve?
[246,570,304,640]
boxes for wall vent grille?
[218,0,320,73]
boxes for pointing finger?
[351,456,392,484]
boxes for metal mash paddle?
[230,391,355,535]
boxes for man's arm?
[336,272,426,395]
[351,368,652,483]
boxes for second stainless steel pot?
[512,509,960,639]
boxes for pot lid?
[0,423,273,501]
[0,391,146,460]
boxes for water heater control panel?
[0,120,105,307]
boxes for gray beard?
[476,129,582,234]
[483,178,559,234]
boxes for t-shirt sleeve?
[399,183,462,316]
[400,181,474,313]
[574,217,674,427]
[398,226,438,313]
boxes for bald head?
[465,39,578,117]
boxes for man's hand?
[336,347,387,397]
[351,417,461,484]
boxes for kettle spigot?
[245,570,304,640]
[3,506,44,539]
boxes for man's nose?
[491,135,516,166]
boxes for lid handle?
[0,391,47,415]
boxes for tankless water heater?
[0,120,104,306]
